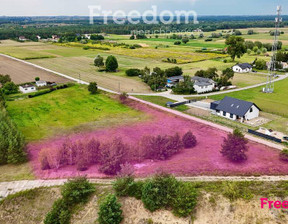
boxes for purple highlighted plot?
[28,99,288,179]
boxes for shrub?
[172,182,197,217]
[61,177,95,205]
[39,149,50,170]
[44,199,70,224]
[98,194,123,224]
[125,68,141,77]
[105,55,118,72]
[174,41,181,45]
[141,173,179,212]
[2,82,18,95]
[220,129,249,162]
[119,92,128,102]
[113,176,135,197]
[99,137,128,175]
[255,59,267,70]
[76,157,88,171]
[35,77,40,81]
[280,149,288,162]
[88,82,98,94]
[0,74,11,85]
[141,133,184,161]
[86,138,101,164]
[182,131,197,148]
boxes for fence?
[248,129,282,143]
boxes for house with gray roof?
[191,76,216,94]
[232,63,253,73]
[210,96,261,122]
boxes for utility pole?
[263,6,282,93]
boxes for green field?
[209,78,288,117]
[6,85,146,141]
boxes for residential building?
[36,81,47,87]
[191,76,216,94]
[210,96,260,122]
[232,63,253,73]
[19,84,37,94]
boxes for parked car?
[283,136,288,141]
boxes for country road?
[1,53,287,103]
[2,175,288,199]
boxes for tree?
[182,36,189,44]
[105,55,118,72]
[94,55,104,68]
[99,137,128,175]
[2,82,18,95]
[44,199,70,224]
[253,46,259,54]
[90,34,104,40]
[225,36,246,61]
[98,194,123,224]
[247,30,254,35]
[173,76,195,94]
[125,68,141,77]
[35,77,40,81]
[182,131,197,148]
[0,74,11,85]
[255,59,267,70]
[141,173,179,212]
[61,177,95,205]
[165,66,183,77]
[88,82,98,94]
[222,68,234,80]
[220,129,249,162]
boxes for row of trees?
[39,131,197,175]
[0,74,19,95]
[0,87,26,165]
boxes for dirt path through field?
[2,176,288,199]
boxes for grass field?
[209,78,288,117]
[6,85,146,141]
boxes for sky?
[0,0,287,16]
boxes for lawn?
[0,163,35,182]
[6,85,146,141]
[209,77,288,117]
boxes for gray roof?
[192,76,215,86]
[167,76,184,81]
[20,84,35,88]
[215,96,260,117]
[235,63,252,69]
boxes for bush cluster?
[113,173,198,217]
[39,131,197,175]
[44,177,95,224]
[28,84,69,98]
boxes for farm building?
[166,76,184,88]
[36,81,47,87]
[19,84,37,94]
[191,76,216,94]
[232,63,252,73]
[210,96,260,122]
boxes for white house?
[19,84,37,94]
[210,96,260,122]
[36,81,47,87]
[191,76,216,94]
[232,63,252,73]
[18,36,27,41]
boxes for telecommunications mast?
[263,5,282,93]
